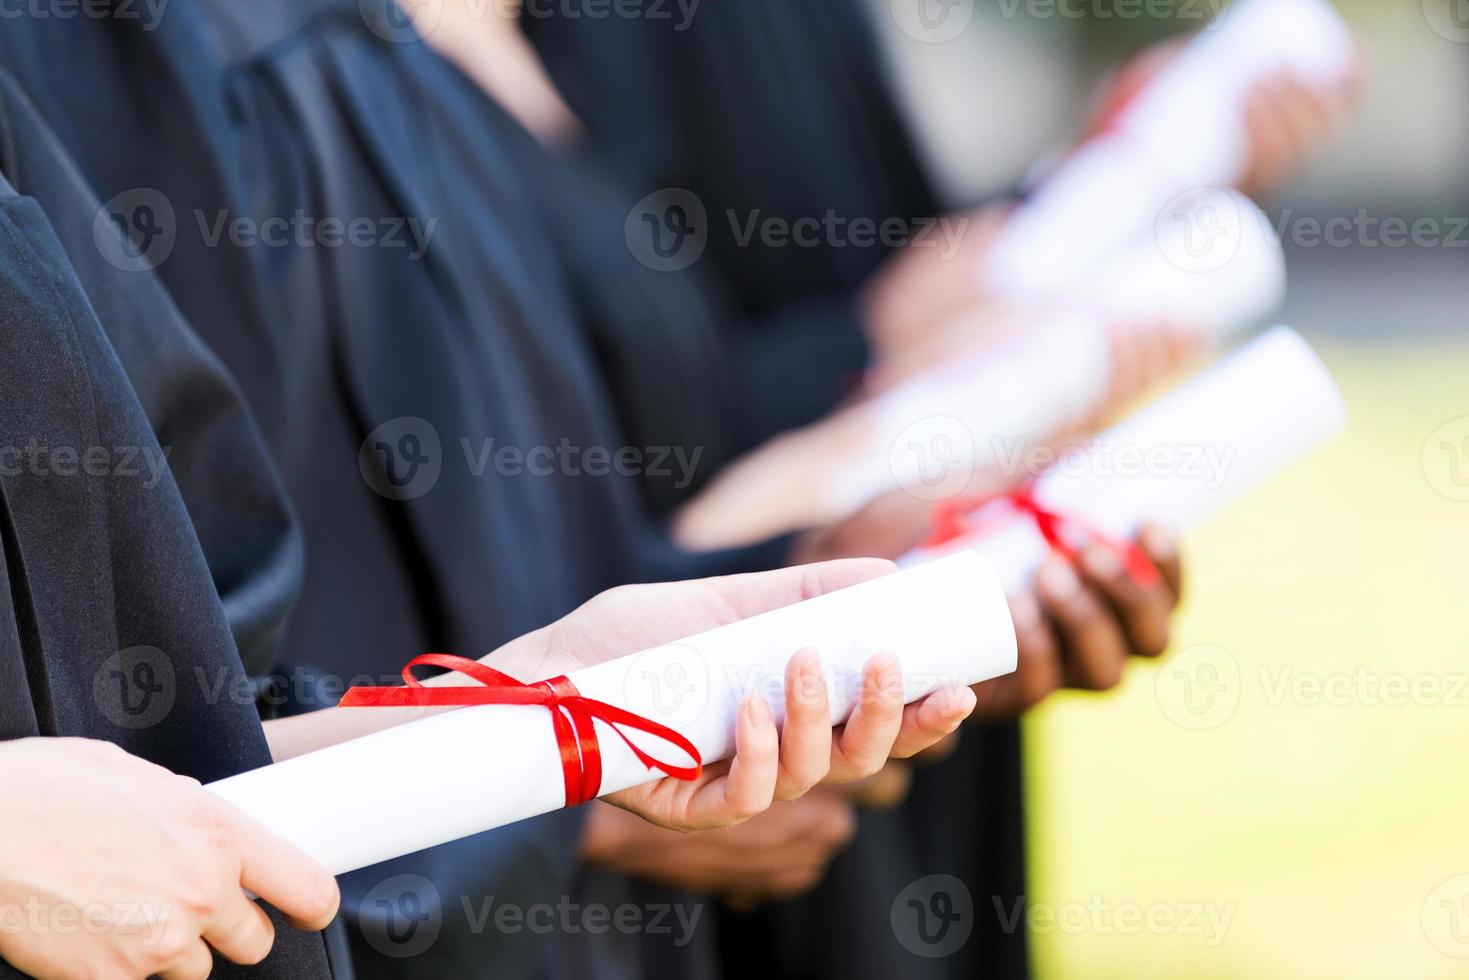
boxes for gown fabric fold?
[524,0,939,439]
[205,5,798,975]
[6,1,791,975]
[0,67,341,979]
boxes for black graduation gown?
[1,7,596,975]
[195,2,790,976]
[516,140,763,511]
[0,4,303,677]
[524,6,1032,979]
[1,3,788,977]
[0,68,341,979]
[523,0,942,440]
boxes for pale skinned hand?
[0,738,339,980]
[580,791,858,907]
[483,560,976,832]
[1235,64,1362,199]
[672,314,1201,554]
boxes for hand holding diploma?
[675,188,1282,552]
[988,0,1359,300]
[1087,29,1361,201]
[0,738,340,980]
[902,327,1347,591]
[855,0,1357,373]
[977,525,1183,719]
[793,492,1186,721]
[226,556,1009,873]
[788,328,1344,720]
[470,558,983,828]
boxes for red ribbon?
[923,482,1160,589]
[338,653,702,807]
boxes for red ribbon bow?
[923,482,1160,589]
[338,653,702,807]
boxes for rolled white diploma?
[208,553,1017,875]
[986,0,1354,300]
[673,190,1282,550]
[900,327,1346,593]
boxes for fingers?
[686,695,779,829]
[1077,545,1171,659]
[827,653,904,782]
[912,732,959,766]
[1276,74,1336,144]
[1109,320,1202,411]
[1240,70,1350,197]
[155,940,215,980]
[1036,559,1129,691]
[1009,591,1065,709]
[1161,322,1206,375]
[1137,524,1184,603]
[774,649,833,800]
[203,890,276,966]
[801,792,859,851]
[840,760,915,809]
[1106,324,1142,409]
[966,592,1064,721]
[1242,79,1304,194]
[1131,324,1172,397]
[886,684,975,759]
[223,803,340,933]
[721,795,857,904]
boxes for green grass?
[1027,340,1469,978]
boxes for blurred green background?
[1029,337,1469,978]
[873,0,1469,974]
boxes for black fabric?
[0,69,335,979]
[0,5,303,677]
[197,2,792,976]
[520,144,749,511]
[524,0,939,437]
[527,0,939,292]
[2,4,794,977]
